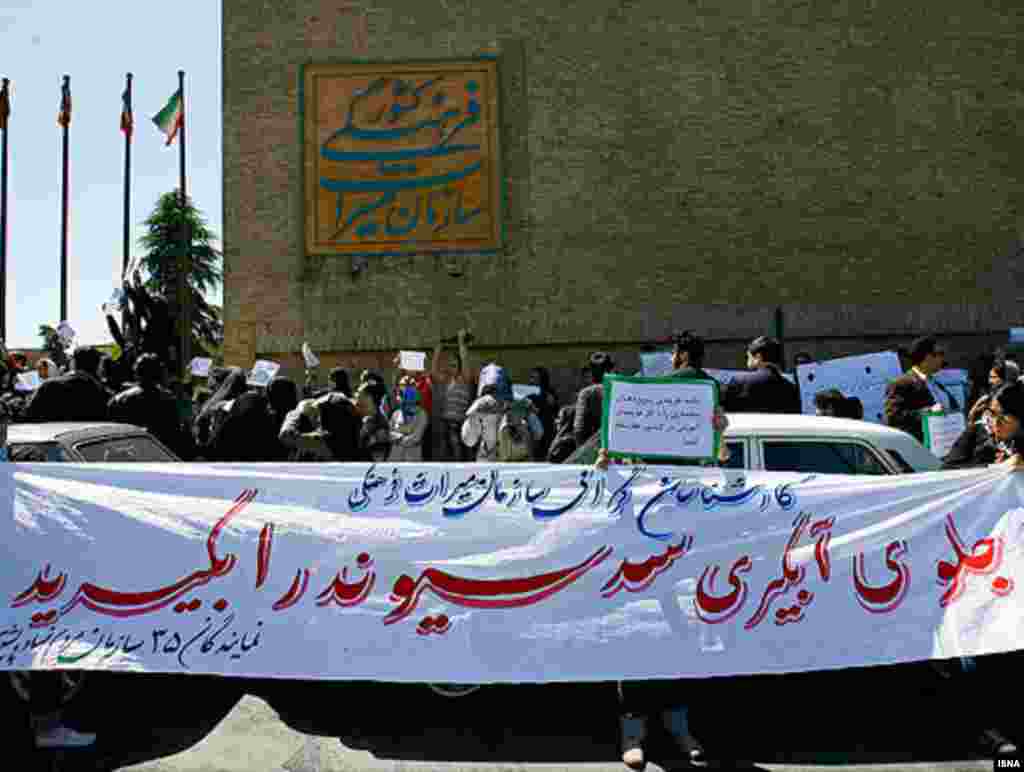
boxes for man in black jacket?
[24,347,110,423]
[722,336,801,414]
[884,336,957,443]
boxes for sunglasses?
[990,411,1015,425]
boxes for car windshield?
[74,436,176,463]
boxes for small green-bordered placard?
[921,409,966,457]
[600,374,720,463]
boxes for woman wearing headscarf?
[193,367,248,459]
[966,359,1021,425]
[359,380,391,462]
[944,377,1024,470]
[527,366,559,458]
[279,389,376,462]
[388,376,429,462]
[462,364,543,462]
[264,377,300,461]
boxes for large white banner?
[3,462,1024,683]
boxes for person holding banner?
[884,336,959,442]
[600,331,721,770]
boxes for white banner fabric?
[3,462,1024,683]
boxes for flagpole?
[177,69,189,388]
[59,74,70,325]
[122,73,132,277]
[0,78,9,343]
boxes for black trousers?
[28,672,65,719]
[617,679,688,716]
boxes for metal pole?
[122,73,132,276]
[0,78,8,343]
[177,70,190,394]
[60,75,70,324]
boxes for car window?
[8,443,72,462]
[74,436,176,463]
[884,449,916,474]
[723,441,747,469]
[763,441,890,476]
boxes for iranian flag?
[152,89,183,146]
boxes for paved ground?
[113,696,995,772]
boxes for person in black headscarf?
[265,376,300,461]
[193,367,248,459]
[108,354,191,458]
[527,366,559,459]
[358,380,391,462]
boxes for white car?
[566,412,943,473]
[720,413,943,475]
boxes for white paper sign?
[189,358,213,378]
[247,360,281,387]
[796,351,903,423]
[603,375,717,460]
[14,371,41,392]
[512,384,540,401]
[4,463,1024,683]
[56,321,76,344]
[639,351,673,377]
[302,343,320,369]
[922,411,967,458]
[399,350,427,372]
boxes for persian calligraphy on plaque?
[303,60,502,256]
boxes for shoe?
[620,714,647,771]
[662,706,706,767]
[981,728,1017,757]
[35,725,97,750]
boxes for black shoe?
[981,728,1017,757]
[661,707,706,768]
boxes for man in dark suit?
[884,335,956,443]
[722,336,801,414]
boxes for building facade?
[222,0,1023,393]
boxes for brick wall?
[222,0,1024,377]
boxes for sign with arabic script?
[3,463,1024,681]
[602,375,720,463]
[303,61,503,257]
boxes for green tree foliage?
[138,189,223,358]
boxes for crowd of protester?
[4,331,1024,761]
[1,330,1022,475]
